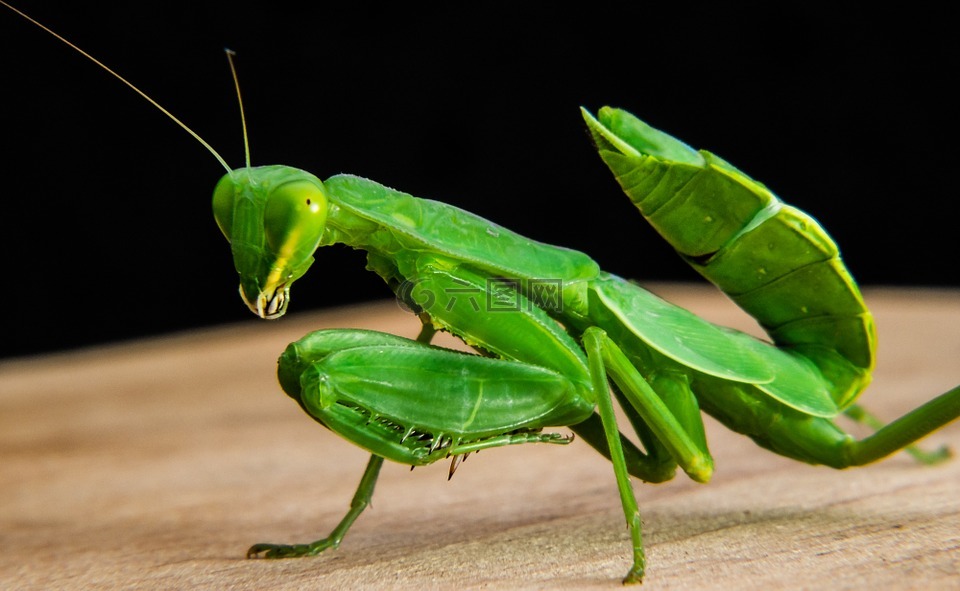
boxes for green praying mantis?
[6,3,960,585]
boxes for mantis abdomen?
[582,108,874,407]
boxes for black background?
[2,2,957,359]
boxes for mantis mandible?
[6,3,960,585]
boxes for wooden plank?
[1,284,958,590]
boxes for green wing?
[590,274,838,417]
[725,330,840,418]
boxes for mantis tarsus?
[6,3,960,585]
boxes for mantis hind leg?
[843,403,951,465]
[746,385,960,468]
[247,454,384,559]
[841,386,960,466]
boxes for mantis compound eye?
[263,180,328,261]
[212,174,238,240]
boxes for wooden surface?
[2,284,958,590]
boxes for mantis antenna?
[1,1,234,174]
[224,49,251,169]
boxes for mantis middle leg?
[398,263,717,582]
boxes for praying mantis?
[5,3,960,585]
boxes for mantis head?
[3,5,328,320]
[212,165,329,319]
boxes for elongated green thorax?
[213,166,329,318]
[213,166,599,321]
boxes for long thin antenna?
[224,49,251,169]
[2,1,233,174]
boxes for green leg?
[247,323,436,558]
[248,454,384,558]
[584,328,714,484]
[844,403,951,465]
[616,388,676,474]
[842,385,960,466]
[572,373,707,484]
[582,329,646,584]
[249,326,441,560]
[622,371,710,474]
[754,385,960,468]
[570,414,677,484]
[580,328,716,584]
[414,315,437,344]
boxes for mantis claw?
[246,540,335,559]
[622,565,645,585]
[907,443,952,465]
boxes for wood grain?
[2,284,958,590]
